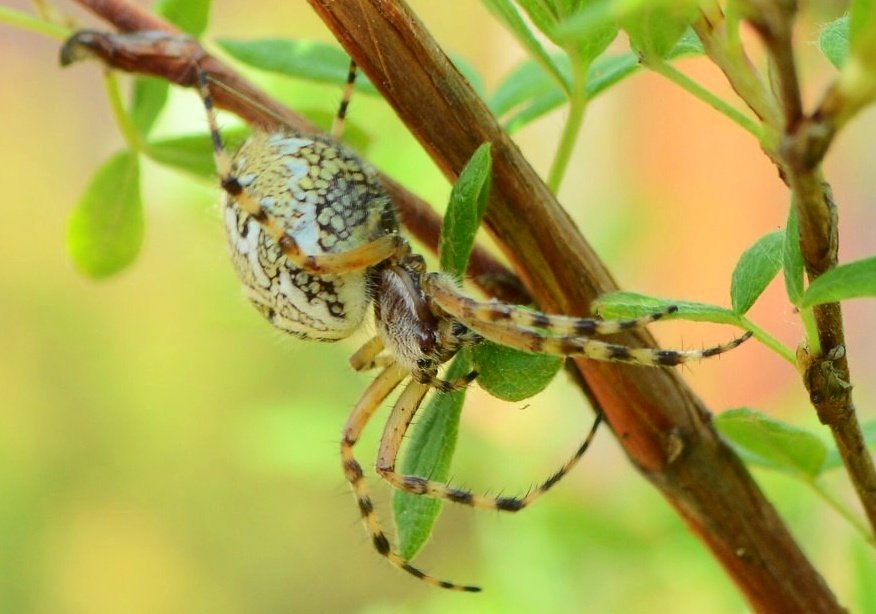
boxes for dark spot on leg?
[606,345,632,361]
[344,458,364,483]
[531,313,551,328]
[357,496,374,516]
[403,476,428,494]
[402,563,425,579]
[540,470,566,491]
[574,320,596,336]
[654,350,684,366]
[496,497,524,512]
[447,489,474,505]
[373,532,390,555]
[222,177,243,196]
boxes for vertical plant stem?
[547,56,587,192]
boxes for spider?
[195,59,751,592]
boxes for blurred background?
[1,1,874,612]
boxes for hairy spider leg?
[331,59,358,139]
[196,70,403,275]
[424,274,753,366]
[350,336,387,371]
[425,274,678,336]
[376,390,604,511]
[341,364,481,592]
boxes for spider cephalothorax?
[197,63,750,591]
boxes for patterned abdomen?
[224,130,397,341]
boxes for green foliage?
[715,408,828,478]
[783,205,805,305]
[800,255,876,307]
[594,291,738,325]
[153,0,211,36]
[472,342,563,401]
[621,0,698,59]
[393,352,472,559]
[217,38,379,95]
[66,151,144,278]
[145,127,249,179]
[439,143,492,279]
[850,0,876,67]
[730,230,784,314]
[129,77,169,138]
[818,15,850,69]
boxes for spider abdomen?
[224,130,398,341]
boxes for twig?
[744,0,876,537]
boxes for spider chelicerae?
[192,57,751,592]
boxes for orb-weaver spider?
[192,57,751,591]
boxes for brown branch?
[64,2,528,305]
[307,1,842,611]
[743,0,876,537]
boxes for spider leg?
[341,364,480,592]
[350,336,386,372]
[424,274,751,366]
[196,69,403,275]
[425,273,677,336]
[375,388,603,511]
[331,59,357,139]
[411,368,478,393]
[466,319,752,366]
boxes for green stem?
[798,306,822,356]
[738,316,796,365]
[649,58,762,139]
[805,477,876,546]
[0,6,69,40]
[104,71,144,152]
[547,57,587,192]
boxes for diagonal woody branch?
[308,1,840,611]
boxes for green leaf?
[515,0,562,42]
[822,419,876,470]
[490,54,570,118]
[665,26,705,59]
[783,204,805,306]
[622,0,698,59]
[499,53,639,132]
[593,291,739,325]
[67,151,143,278]
[818,15,850,69]
[730,231,784,314]
[393,352,471,559]
[852,536,876,611]
[129,77,169,138]
[482,0,571,92]
[800,255,876,307]
[146,127,249,179]
[217,39,379,95]
[850,0,876,67]
[439,143,492,279]
[715,408,828,478]
[472,342,564,402]
[153,0,211,37]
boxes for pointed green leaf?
[482,0,571,92]
[852,534,876,611]
[67,151,143,278]
[593,291,739,324]
[730,231,784,314]
[439,143,492,280]
[818,15,850,69]
[499,53,639,132]
[715,407,828,477]
[622,0,698,59]
[154,0,211,36]
[472,341,563,402]
[130,77,169,137]
[514,0,562,41]
[217,38,379,95]
[800,255,876,307]
[146,127,249,179]
[490,54,570,118]
[665,27,705,58]
[783,205,805,306]
[393,352,471,559]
